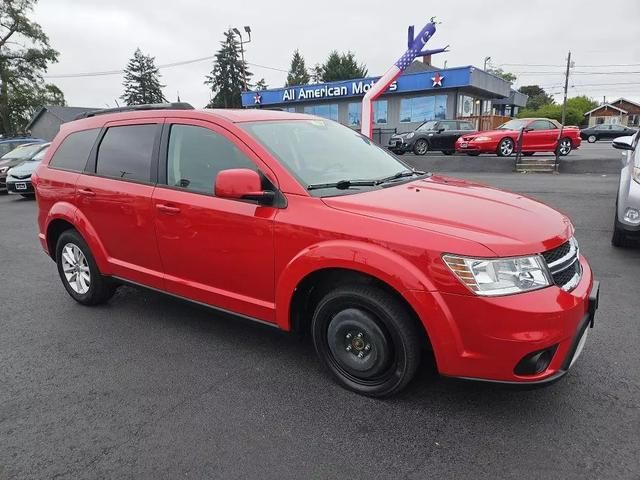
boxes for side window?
[439,121,456,131]
[96,125,157,182]
[167,124,256,195]
[529,120,553,130]
[458,122,474,131]
[49,128,101,172]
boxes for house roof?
[612,97,640,109]
[26,105,99,130]
[584,103,627,116]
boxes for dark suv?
[388,120,475,156]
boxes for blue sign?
[241,66,472,107]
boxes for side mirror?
[523,127,534,132]
[437,127,445,134]
[612,136,634,151]
[215,168,275,205]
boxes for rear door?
[152,118,278,322]
[75,119,165,289]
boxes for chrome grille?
[542,238,581,291]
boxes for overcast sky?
[34,0,640,108]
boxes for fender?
[45,202,111,274]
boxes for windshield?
[1,143,43,160]
[417,120,439,132]
[241,119,410,196]
[29,146,49,161]
[497,119,530,130]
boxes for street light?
[233,26,252,91]
[483,56,491,71]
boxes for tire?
[466,152,480,157]
[611,210,631,247]
[587,135,597,143]
[413,139,429,156]
[20,194,35,199]
[55,229,117,305]
[497,137,515,157]
[557,138,572,156]
[523,152,535,157]
[393,151,405,156]
[311,284,422,397]
[442,150,454,155]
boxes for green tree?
[205,30,252,108]
[285,49,310,86]
[320,51,367,82]
[487,67,516,83]
[255,78,268,90]
[121,48,166,106]
[518,95,597,126]
[518,85,554,110]
[310,64,323,84]
[0,0,62,136]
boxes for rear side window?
[49,129,100,172]
[166,124,256,195]
[459,122,474,130]
[96,125,157,183]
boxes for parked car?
[611,133,640,246]
[0,136,45,158]
[388,120,476,155]
[580,124,638,143]
[0,142,49,194]
[33,105,599,397]
[455,118,581,157]
[6,143,50,198]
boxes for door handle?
[78,188,95,197]
[156,204,181,214]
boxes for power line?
[500,63,640,68]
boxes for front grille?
[542,238,581,291]
[12,173,30,180]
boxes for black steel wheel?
[413,139,429,156]
[311,285,422,397]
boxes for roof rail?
[75,102,195,119]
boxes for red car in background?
[455,118,582,157]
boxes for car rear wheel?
[557,138,572,156]
[587,135,597,143]
[413,139,429,155]
[311,284,422,397]
[56,230,117,305]
[497,138,515,157]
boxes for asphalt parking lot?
[1,173,639,480]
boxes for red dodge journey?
[33,104,599,397]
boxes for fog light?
[514,345,558,375]
[623,208,640,224]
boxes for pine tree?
[205,30,253,108]
[121,48,167,106]
[255,78,268,90]
[320,51,368,82]
[310,64,323,84]
[285,50,310,86]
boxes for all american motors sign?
[282,80,398,101]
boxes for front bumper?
[6,179,34,195]
[455,140,496,154]
[387,137,414,153]
[410,256,598,384]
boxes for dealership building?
[241,59,527,141]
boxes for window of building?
[96,125,157,183]
[400,95,448,123]
[166,124,256,195]
[303,104,338,121]
[374,100,388,124]
[348,103,361,127]
[283,107,296,113]
[49,128,101,172]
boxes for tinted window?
[439,121,457,131]
[374,100,388,124]
[96,125,156,182]
[49,129,100,172]
[303,104,339,121]
[348,103,361,127]
[400,96,449,123]
[167,124,256,195]
[459,122,474,130]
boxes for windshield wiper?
[307,170,426,191]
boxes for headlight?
[406,132,415,139]
[474,136,492,142]
[0,166,8,174]
[632,166,640,184]
[443,254,552,296]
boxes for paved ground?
[1,174,639,480]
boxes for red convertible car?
[455,118,582,157]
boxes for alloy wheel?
[61,243,91,294]
[558,139,572,156]
[588,135,597,143]
[414,140,428,155]
[499,139,514,156]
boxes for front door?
[523,119,558,151]
[74,120,164,289]
[152,119,278,322]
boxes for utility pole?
[554,51,571,170]
[483,56,491,71]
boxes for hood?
[8,160,41,177]
[322,175,572,257]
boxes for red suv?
[33,104,599,397]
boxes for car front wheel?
[413,139,429,155]
[56,229,117,305]
[311,285,422,397]
[497,138,515,157]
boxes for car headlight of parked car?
[406,132,415,139]
[443,254,552,296]
[633,166,640,185]
[0,166,8,174]
[473,136,492,142]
